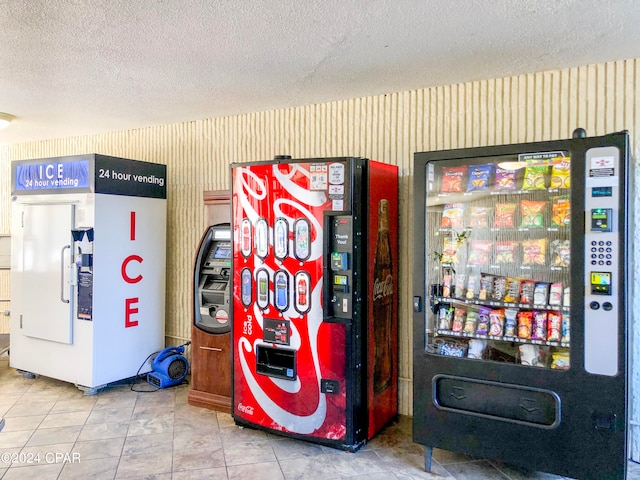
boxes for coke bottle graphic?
[373,199,393,393]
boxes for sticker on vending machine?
[255,218,269,259]
[294,271,311,314]
[274,270,289,312]
[310,171,328,190]
[240,218,252,258]
[256,268,270,310]
[263,318,290,345]
[273,218,289,260]
[328,162,345,185]
[293,218,311,261]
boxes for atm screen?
[213,245,231,259]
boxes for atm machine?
[195,225,232,332]
[188,223,233,411]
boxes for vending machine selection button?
[603,302,613,311]
[590,301,601,310]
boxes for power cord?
[130,341,191,392]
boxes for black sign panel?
[94,155,166,199]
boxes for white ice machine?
[10,154,167,392]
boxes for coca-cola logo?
[237,403,254,416]
[373,274,393,301]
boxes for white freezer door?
[21,203,74,344]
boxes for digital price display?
[591,271,612,295]
[592,186,612,197]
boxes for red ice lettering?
[122,211,143,328]
[121,255,143,283]
[125,297,139,328]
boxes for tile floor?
[0,353,638,480]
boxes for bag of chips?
[551,196,571,227]
[467,164,493,192]
[476,306,491,335]
[519,280,535,304]
[532,311,548,340]
[454,274,466,299]
[494,203,517,228]
[520,200,546,228]
[441,203,465,228]
[494,241,519,264]
[478,273,494,300]
[517,310,533,339]
[442,238,460,264]
[522,165,549,190]
[489,309,505,336]
[494,166,518,191]
[548,282,563,306]
[550,239,570,267]
[466,275,479,300]
[439,341,467,357]
[504,308,518,336]
[467,339,487,359]
[469,206,490,228]
[464,311,479,334]
[468,240,492,265]
[442,272,453,298]
[452,308,465,332]
[533,282,549,306]
[492,276,507,301]
[550,160,571,189]
[561,313,570,343]
[551,351,570,369]
[438,305,453,330]
[522,238,547,265]
[520,344,543,367]
[504,278,521,303]
[441,166,465,193]
[547,311,562,342]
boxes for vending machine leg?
[424,446,433,472]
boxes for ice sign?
[15,160,90,191]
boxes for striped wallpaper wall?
[0,60,638,436]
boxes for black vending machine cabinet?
[412,131,629,479]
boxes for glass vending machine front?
[423,152,572,370]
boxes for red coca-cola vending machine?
[230,156,398,450]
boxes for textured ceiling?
[0,0,639,145]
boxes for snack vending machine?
[231,156,398,450]
[412,130,629,479]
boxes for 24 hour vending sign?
[12,155,166,199]
[14,159,91,191]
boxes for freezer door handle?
[60,244,70,304]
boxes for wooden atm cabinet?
[188,191,232,412]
